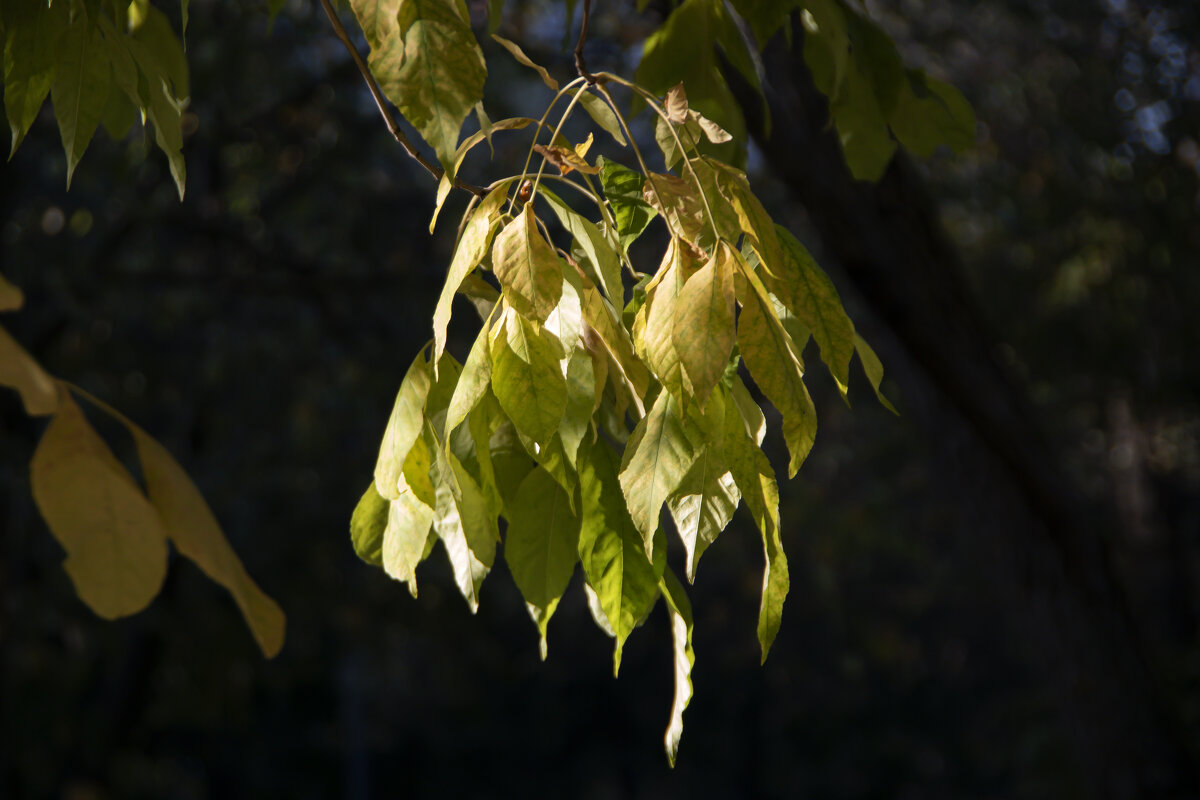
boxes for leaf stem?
[317,0,486,197]
[506,76,590,217]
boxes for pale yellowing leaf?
[664,82,689,124]
[491,33,558,90]
[0,274,24,311]
[30,390,168,620]
[660,568,694,767]
[348,0,401,51]
[375,348,433,499]
[383,472,436,597]
[490,307,567,445]
[855,332,898,414]
[672,243,735,405]
[428,423,497,612]
[491,203,564,323]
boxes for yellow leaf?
[0,325,58,416]
[30,389,168,619]
[0,273,24,311]
[533,142,600,175]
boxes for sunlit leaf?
[490,307,567,445]
[672,242,735,404]
[854,332,898,414]
[375,348,433,499]
[348,0,401,51]
[578,92,627,147]
[383,472,436,597]
[444,312,495,438]
[598,156,656,252]
[660,568,694,767]
[540,188,623,303]
[492,203,564,323]
[350,481,388,566]
[491,33,557,90]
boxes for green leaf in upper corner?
[490,307,567,446]
[889,69,975,158]
[540,188,623,304]
[718,383,788,662]
[371,2,485,179]
[672,243,736,406]
[578,436,665,676]
[428,422,497,612]
[491,33,557,90]
[854,332,898,414]
[667,393,739,582]
[491,203,564,323]
[619,390,703,560]
[432,179,512,364]
[348,0,401,52]
[383,472,436,597]
[736,256,817,478]
[660,568,694,767]
[598,156,656,253]
[4,0,67,158]
[765,226,855,398]
[117,27,187,198]
[130,5,189,100]
[505,466,580,658]
[578,92,627,147]
[375,347,433,499]
[350,482,389,565]
[51,12,111,188]
[729,0,803,48]
[30,390,169,621]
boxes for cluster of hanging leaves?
[1,0,190,196]
[349,0,911,755]
[0,272,286,656]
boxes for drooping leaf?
[350,481,389,566]
[51,12,112,188]
[430,120,530,232]
[660,568,695,767]
[643,171,706,247]
[0,326,58,416]
[348,0,401,51]
[578,437,665,675]
[3,0,67,157]
[371,3,486,178]
[672,243,735,405]
[598,156,656,253]
[375,347,433,499]
[729,0,803,48]
[491,33,557,90]
[383,472,436,597]
[889,68,975,158]
[432,179,512,364]
[505,467,580,658]
[428,422,498,612]
[766,227,855,397]
[718,384,788,662]
[444,312,495,438]
[619,390,703,558]
[490,307,567,445]
[578,92,627,147]
[736,257,817,478]
[30,390,169,620]
[854,332,898,414]
[491,203,564,323]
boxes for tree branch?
[573,0,598,85]
[317,0,486,197]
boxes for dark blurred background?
[3,0,1199,797]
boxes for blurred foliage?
[2,0,1199,797]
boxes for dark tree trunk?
[731,27,1198,799]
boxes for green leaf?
[889,69,975,158]
[710,160,782,276]
[121,24,188,198]
[718,384,788,662]
[672,243,736,405]
[130,6,189,100]
[3,0,67,158]
[489,307,567,445]
[619,390,703,558]
[443,312,495,439]
[375,347,433,499]
[643,171,706,247]
[767,227,855,397]
[635,239,698,401]
[430,119,530,233]
[383,472,436,597]
[491,203,564,323]
[736,256,817,478]
[540,188,623,304]
[505,467,580,659]
[432,179,512,364]
[854,332,898,414]
[660,568,694,767]
[51,12,111,188]
[371,4,486,178]
[598,156,656,253]
[667,407,740,582]
[578,92,627,147]
[30,391,168,620]
[428,423,498,612]
[578,437,664,675]
[729,0,803,47]
[350,482,389,565]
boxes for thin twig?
[318,0,487,197]
[574,0,599,85]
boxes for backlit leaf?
[3,0,67,157]
[383,472,436,597]
[444,312,495,439]
[660,568,694,767]
[541,188,623,303]
[505,467,580,658]
[490,307,567,445]
[51,12,111,188]
[348,0,400,51]
[672,242,735,404]
[578,92,627,147]
[854,332,898,414]
[375,348,433,499]
[428,422,498,611]
[598,156,656,252]
[578,437,664,675]
[350,482,388,565]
